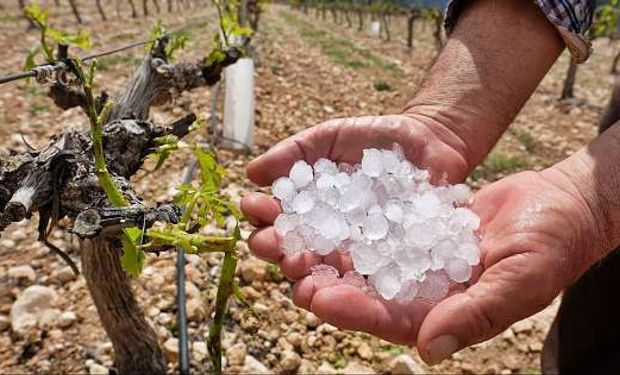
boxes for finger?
[292,276,316,310]
[246,124,338,186]
[311,285,429,345]
[247,227,283,262]
[323,251,354,275]
[280,251,323,280]
[240,193,282,227]
[416,252,558,365]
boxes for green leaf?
[24,3,47,28]
[24,45,43,72]
[46,28,93,50]
[121,227,145,277]
[195,146,226,191]
[149,134,180,171]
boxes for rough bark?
[142,0,149,16]
[81,237,166,375]
[381,12,390,41]
[0,43,241,374]
[561,58,578,100]
[343,9,352,28]
[96,0,108,21]
[128,0,138,18]
[357,9,363,31]
[67,0,83,24]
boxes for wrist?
[402,102,505,172]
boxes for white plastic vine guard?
[223,57,255,150]
[369,21,381,37]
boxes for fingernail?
[425,335,459,365]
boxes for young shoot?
[23,3,92,71]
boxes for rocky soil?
[0,1,615,374]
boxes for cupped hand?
[241,114,474,343]
[416,169,604,363]
[242,116,600,364]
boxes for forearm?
[542,124,620,274]
[404,0,564,170]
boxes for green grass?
[379,344,406,355]
[29,103,49,116]
[471,152,528,181]
[510,127,537,152]
[281,11,403,77]
[328,353,347,369]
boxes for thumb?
[416,252,558,365]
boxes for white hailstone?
[350,242,385,275]
[311,264,340,289]
[274,214,298,236]
[271,145,481,302]
[281,231,305,255]
[290,160,313,188]
[314,158,338,176]
[445,258,472,283]
[272,177,296,202]
[292,191,315,214]
[457,243,481,266]
[361,148,384,177]
[369,263,402,300]
[363,213,389,241]
[383,200,404,223]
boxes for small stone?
[8,265,36,284]
[512,319,534,334]
[50,266,77,284]
[388,354,425,374]
[357,342,373,360]
[186,299,206,322]
[88,363,109,375]
[298,359,317,374]
[342,361,375,374]
[242,354,271,374]
[317,361,338,374]
[529,341,543,353]
[280,350,302,372]
[226,342,247,366]
[163,338,179,363]
[287,332,302,347]
[193,341,208,362]
[239,258,267,283]
[185,282,201,300]
[305,312,322,328]
[57,311,77,328]
[10,285,58,335]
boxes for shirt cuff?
[443,0,593,63]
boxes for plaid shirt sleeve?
[444,0,596,62]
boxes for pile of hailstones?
[271,146,481,303]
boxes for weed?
[29,103,49,115]
[470,152,528,181]
[373,80,391,91]
[510,127,536,152]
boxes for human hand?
[240,114,476,343]
[415,169,607,364]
